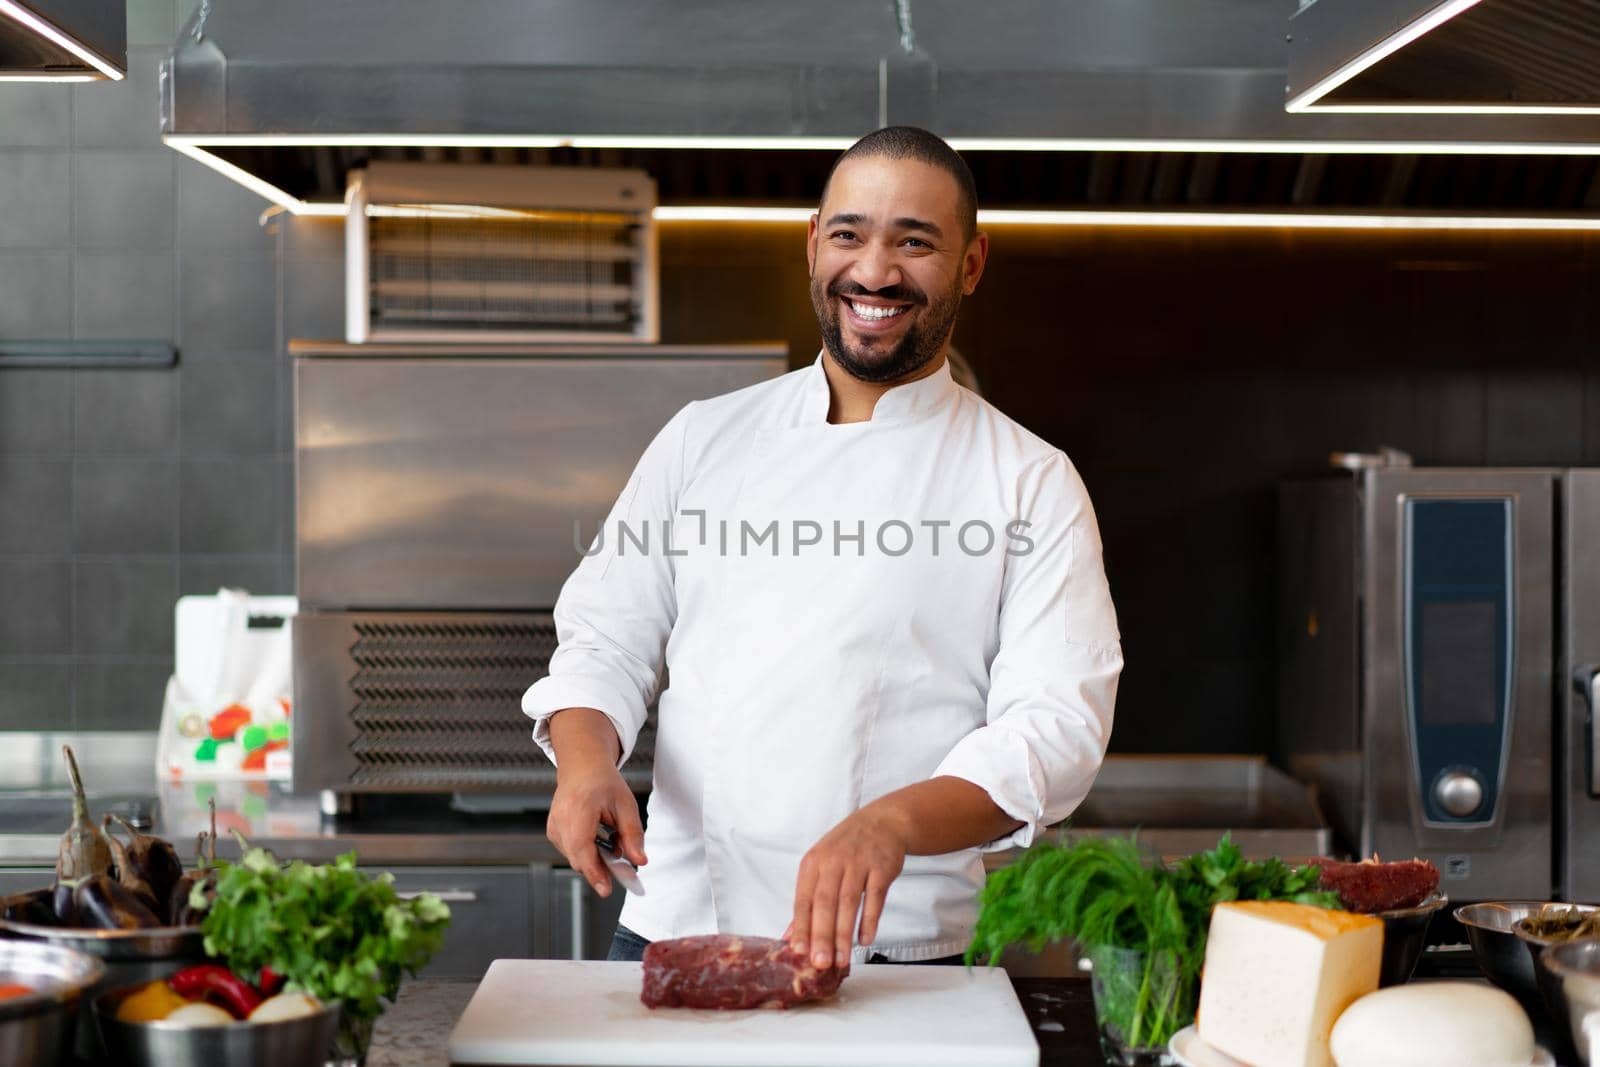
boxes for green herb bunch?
[965,833,1339,1048]
[192,845,451,1030]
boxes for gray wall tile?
[179,556,284,597]
[0,253,72,339]
[176,158,276,252]
[283,216,344,262]
[0,369,72,454]
[0,153,71,248]
[126,0,177,47]
[178,255,276,350]
[1484,373,1586,466]
[74,369,178,455]
[74,151,175,249]
[74,558,174,655]
[76,661,169,729]
[0,663,73,730]
[73,251,175,340]
[0,559,72,654]
[74,458,177,553]
[284,257,344,340]
[0,459,72,552]
[0,83,70,148]
[71,48,164,150]
[180,458,278,553]
[178,351,276,454]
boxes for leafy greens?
[965,833,1339,1048]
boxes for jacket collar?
[800,351,958,425]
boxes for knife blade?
[594,825,645,897]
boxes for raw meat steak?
[1318,857,1440,913]
[640,934,849,1010]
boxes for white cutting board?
[448,959,1039,1067]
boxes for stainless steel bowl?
[0,939,106,1067]
[1538,938,1600,1067]
[1378,892,1447,987]
[0,917,206,1059]
[1515,909,1600,1061]
[1455,901,1599,1011]
[94,982,340,1067]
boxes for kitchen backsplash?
[3,0,1598,744]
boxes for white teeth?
[847,300,907,321]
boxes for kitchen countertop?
[366,974,1103,1067]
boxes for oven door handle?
[1578,664,1600,797]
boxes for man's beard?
[810,275,962,384]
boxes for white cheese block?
[1329,981,1534,1067]
[1196,901,1382,1067]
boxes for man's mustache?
[828,280,926,306]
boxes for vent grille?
[343,619,655,791]
[367,213,647,336]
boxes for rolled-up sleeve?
[933,450,1122,850]
[521,405,692,766]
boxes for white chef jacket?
[522,353,1121,961]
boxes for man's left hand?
[789,805,911,970]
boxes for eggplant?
[102,815,161,915]
[1,888,57,926]
[56,745,112,884]
[73,873,161,930]
[106,813,183,907]
[169,805,218,928]
[52,879,79,926]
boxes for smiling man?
[524,127,1122,970]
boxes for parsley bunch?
[965,833,1338,1048]
[192,845,450,1032]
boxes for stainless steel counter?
[1,737,1326,870]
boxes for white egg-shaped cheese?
[1330,981,1534,1067]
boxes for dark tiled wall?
[0,0,328,731]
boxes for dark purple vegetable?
[106,813,183,907]
[168,806,218,927]
[52,880,79,926]
[56,745,111,884]
[103,815,160,915]
[1,888,56,926]
[73,873,161,930]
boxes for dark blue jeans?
[606,924,963,965]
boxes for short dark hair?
[821,126,979,243]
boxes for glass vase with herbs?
[965,834,1338,1064]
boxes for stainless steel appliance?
[1277,455,1600,902]
[290,341,787,797]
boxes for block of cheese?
[1196,901,1383,1067]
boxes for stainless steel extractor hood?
[160,0,1600,220]
[1287,0,1600,113]
[1,0,125,81]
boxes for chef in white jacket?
[523,126,1121,969]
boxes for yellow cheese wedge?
[1197,901,1383,1067]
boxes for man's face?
[807,156,987,384]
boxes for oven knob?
[1434,771,1485,818]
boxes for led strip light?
[166,135,1600,231]
[0,0,124,80]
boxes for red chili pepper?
[209,705,252,741]
[257,966,285,997]
[169,964,263,1019]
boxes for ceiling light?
[0,0,125,80]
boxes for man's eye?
[903,238,930,249]
[830,231,857,242]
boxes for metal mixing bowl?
[94,982,340,1067]
[1455,901,1599,1011]
[1378,892,1448,987]
[0,939,106,1067]
[1538,938,1600,1067]
[0,916,206,1059]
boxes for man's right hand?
[544,707,647,898]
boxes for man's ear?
[806,213,820,274]
[962,231,989,296]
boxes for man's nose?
[849,243,903,292]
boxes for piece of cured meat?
[1318,858,1440,913]
[640,934,848,1010]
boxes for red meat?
[1318,858,1440,913]
[640,934,849,1010]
